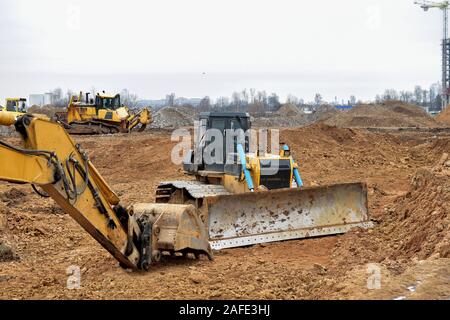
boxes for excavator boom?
[0,112,140,268]
[0,112,212,270]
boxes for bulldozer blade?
[137,123,147,132]
[202,182,372,250]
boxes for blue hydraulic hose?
[293,167,304,187]
[237,144,254,191]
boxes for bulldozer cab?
[95,94,121,111]
[197,112,251,172]
[5,98,26,113]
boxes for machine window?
[230,119,242,130]
[211,119,226,132]
[6,101,16,112]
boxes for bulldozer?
[0,98,49,123]
[0,98,27,117]
[56,91,152,134]
[156,112,372,250]
[0,112,211,270]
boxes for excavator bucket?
[202,183,372,250]
[129,203,213,261]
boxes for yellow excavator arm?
[0,112,212,270]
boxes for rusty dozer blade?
[202,182,372,250]
[129,203,213,262]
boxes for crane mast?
[415,0,450,110]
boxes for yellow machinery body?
[59,92,152,134]
[0,98,27,119]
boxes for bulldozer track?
[63,120,122,135]
[156,181,232,203]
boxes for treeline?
[46,82,444,113]
[163,82,444,113]
[375,83,442,110]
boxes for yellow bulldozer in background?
[56,91,152,134]
[0,98,27,118]
[0,98,49,122]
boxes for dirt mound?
[253,114,309,128]
[151,106,198,128]
[254,105,338,128]
[333,157,450,272]
[309,123,359,143]
[276,104,303,117]
[324,101,438,128]
[27,105,62,118]
[436,107,450,125]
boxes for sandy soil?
[0,124,449,300]
[437,107,450,125]
[323,101,439,128]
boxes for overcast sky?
[0,0,445,103]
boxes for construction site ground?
[0,124,449,300]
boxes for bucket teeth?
[130,203,213,266]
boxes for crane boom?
[415,0,450,109]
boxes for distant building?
[44,92,54,105]
[302,107,313,114]
[29,94,45,106]
[29,92,55,106]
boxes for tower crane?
[415,0,450,109]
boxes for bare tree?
[314,93,323,106]
[256,90,267,105]
[286,94,298,105]
[422,90,428,106]
[249,88,256,104]
[429,83,441,109]
[50,87,64,107]
[215,96,230,109]
[382,89,399,101]
[414,85,423,105]
[268,93,281,111]
[240,89,249,107]
[399,90,409,102]
[121,89,140,110]
[199,96,211,111]
[166,93,176,107]
[231,92,241,111]
[66,90,74,103]
[375,94,382,104]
